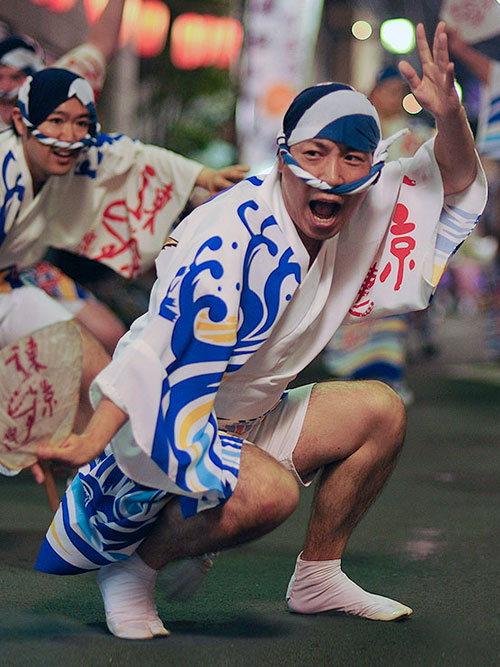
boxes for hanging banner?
[440,0,500,43]
[236,0,324,172]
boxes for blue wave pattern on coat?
[151,185,301,515]
[0,151,24,247]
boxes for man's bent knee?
[361,380,407,450]
[234,444,299,529]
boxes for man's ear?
[11,108,26,137]
[277,152,284,174]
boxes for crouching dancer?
[36,23,486,639]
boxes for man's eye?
[48,117,63,124]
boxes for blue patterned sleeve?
[91,225,249,516]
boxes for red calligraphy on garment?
[379,203,416,291]
[349,263,378,317]
[3,426,18,451]
[81,165,174,278]
[2,337,56,448]
[79,229,97,255]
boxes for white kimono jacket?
[36,139,487,574]
[0,130,203,278]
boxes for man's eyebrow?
[301,138,329,148]
[339,143,369,155]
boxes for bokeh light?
[352,20,372,41]
[380,19,415,54]
[402,93,422,114]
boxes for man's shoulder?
[199,174,276,225]
[371,139,437,195]
[175,174,279,243]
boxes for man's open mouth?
[309,200,341,221]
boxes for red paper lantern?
[136,0,170,57]
[48,0,78,11]
[170,13,243,70]
[210,16,243,69]
[84,0,169,57]
[170,13,207,70]
[29,0,77,11]
[119,0,141,48]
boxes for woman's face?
[12,96,91,189]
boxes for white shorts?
[0,286,73,349]
[238,384,315,486]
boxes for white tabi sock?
[97,553,170,640]
[286,552,413,621]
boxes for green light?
[380,19,415,54]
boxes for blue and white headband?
[16,68,100,151]
[277,82,408,195]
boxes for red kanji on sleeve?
[379,203,416,291]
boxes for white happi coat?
[0,130,203,278]
[94,139,487,492]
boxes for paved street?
[0,309,498,666]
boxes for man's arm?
[87,0,126,62]
[399,22,477,196]
[37,397,128,470]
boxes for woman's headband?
[16,68,100,151]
